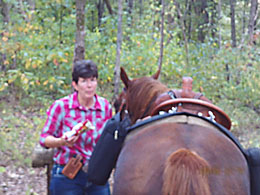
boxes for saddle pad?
[127,112,243,150]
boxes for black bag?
[87,111,131,185]
[246,147,260,195]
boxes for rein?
[116,88,127,120]
[118,99,126,113]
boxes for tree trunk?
[97,0,105,27]
[217,0,222,48]
[139,0,143,17]
[230,0,236,47]
[127,0,134,26]
[242,0,248,35]
[73,0,86,63]
[0,0,9,71]
[104,0,113,15]
[186,0,192,41]
[158,0,165,72]
[26,0,35,11]
[32,144,54,167]
[175,1,189,68]
[238,0,248,46]
[91,10,95,31]
[193,0,209,42]
[198,0,208,42]
[0,0,10,24]
[32,144,53,195]
[113,0,123,101]
[59,4,64,44]
[210,0,217,41]
[248,0,258,45]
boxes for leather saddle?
[151,77,232,130]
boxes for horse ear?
[120,67,130,88]
[151,69,161,80]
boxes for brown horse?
[112,68,250,195]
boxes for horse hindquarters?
[113,116,250,195]
[162,148,211,195]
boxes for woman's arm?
[44,134,79,148]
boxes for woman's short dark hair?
[72,60,98,83]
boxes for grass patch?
[0,100,46,167]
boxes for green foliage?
[0,3,75,100]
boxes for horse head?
[118,67,168,124]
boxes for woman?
[40,60,112,195]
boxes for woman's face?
[73,77,97,101]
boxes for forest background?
[0,0,259,194]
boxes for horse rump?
[162,148,211,195]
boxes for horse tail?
[162,148,211,195]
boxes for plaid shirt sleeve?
[39,100,65,148]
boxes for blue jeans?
[50,164,111,195]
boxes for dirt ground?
[0,101,48,195]
[0,163,114,195]
[0,164,47,195]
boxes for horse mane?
[162,148,211,195]
[126,76,169,123]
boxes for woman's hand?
[61,132,80,147]
[45,134,79,148]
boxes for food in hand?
[65,120,95,139]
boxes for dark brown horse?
[112,68,250,195]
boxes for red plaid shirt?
[40,92,112,165]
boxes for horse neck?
[127,78,169,123]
